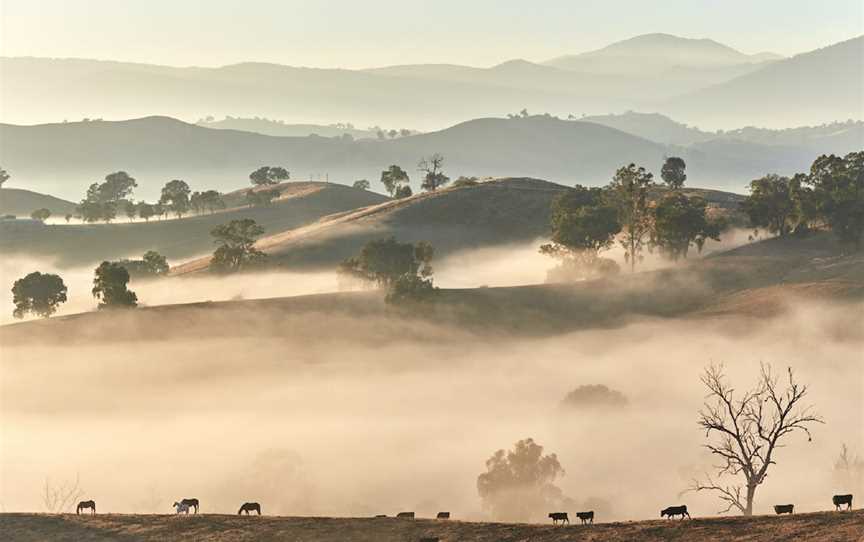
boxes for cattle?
[374,514,387,518]
[436,511,450,519]
[548,512,569,525]
[661,505,691,520]
[176,498,199,514]
[76,500,96,515]
[396,511,415,519]
[833,494,853,511]
[773,504,794,515]
[576,510,594,524]
[238,502,261,515]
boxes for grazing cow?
[436,512,450,519]
[374,514,387,518]
[396,511,415,519]
[661,505,691,520]
[774,504,794,515]
[173,501,190,514]
[238,502,261,515]
[178,498,199,514]
[576,510,594,524]
[76,500,96,515]
[548,512,569,525]
[833,494,853,511]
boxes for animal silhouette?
[436,511,450,519]
[173,501,190,514]
[396,511,415,519]
[774,504,794,515]
[661,505,691,519]
[238,502,261,515]
[76,500,96,515]
[548,512,569,525]
[833,494,853,511]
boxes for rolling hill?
[172,178,748,275]
[196,117,380,139]
[0,187,76,217]
[0,182,388,267]
[668,36,864,128]
[1,510,861,542]
[0,115,838,202]
[1,35,857,130]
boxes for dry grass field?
[1,510,862,542]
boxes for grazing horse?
[661,505,691,520]
[76,500,96,515]
[548,512,569,525]
[576,510,594,524]
[396,511,415,519]
[436,512,450,519]
[173,502,190,514]
[833,494,853,511]
[238,502,261,515]
[178,498,199,514]
[774,504,794,515]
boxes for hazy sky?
[1,0,862,68]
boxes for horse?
[661,505,691,519]
[548,512,569,525]
[773,504,794,515]
[576,510,594,524]
[173,502,190,514]
[833,494,853,511]
[76,500,96,515]
[177,498,199,514]
[238,502,261,515]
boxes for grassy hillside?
[0,187,76,217]
[6,233,859,345]
[1,510,861,542]
[174,178,747,274]
[0,182,387,267]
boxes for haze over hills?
[668,36,864,128]
[196,117,381,139]
[0,114,845,202]
[0,188,76,217]
[1,34,858,130]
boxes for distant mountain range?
[0,114,847,202]
[1,34,859,130]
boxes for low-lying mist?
[1,296,861,520]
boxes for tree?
[353,179,371,191]
[137,202,155,222]
[76,172,135,223]
[661,157,687,190]
[380,165,410,197]
[246,188,280,207]
[394,185,413,199]
[540,186,621,281]
[159,179,191,218]
[453,176,479,188]
[652,192,724,260]
[98,171,137,203]
[807,152,864,250]
[200,190,225,213]
[689,363,823,516]
[250,166,290,186]
[11,271,68,318]
[43,474,84,513]
[92,261,138,309]
[142,250,169,276]
[399,128,412,137]
[123,200,137,222]
[741,174,798,237]
[477,438,567,522]
[339,237,434,288]
[609,164,653,272]
[64,214,73,223]
[0,167,9,188]
[210,219,267,273]
[30,208,51,222]
[418,153,450,192]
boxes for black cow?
[548,512,569,525]
[833,494,853,511]
[661,505,691,519]
[773,504,794,515]
[396,511,415,519]
[76,500,96,515]
[576,510,594,524]
[238,502,261,515]
[436,511,450,519]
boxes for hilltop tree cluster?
[541,157,724,280]
[742,151,864,250]
[339,237,437,304]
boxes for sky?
[0,0,862,68]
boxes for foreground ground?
[1,511,862,541]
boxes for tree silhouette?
[11,271,68,319]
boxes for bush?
[561,384,628,410]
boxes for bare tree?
[688,363,823,516]
[43,473,85,513]
[834,444,864,494]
